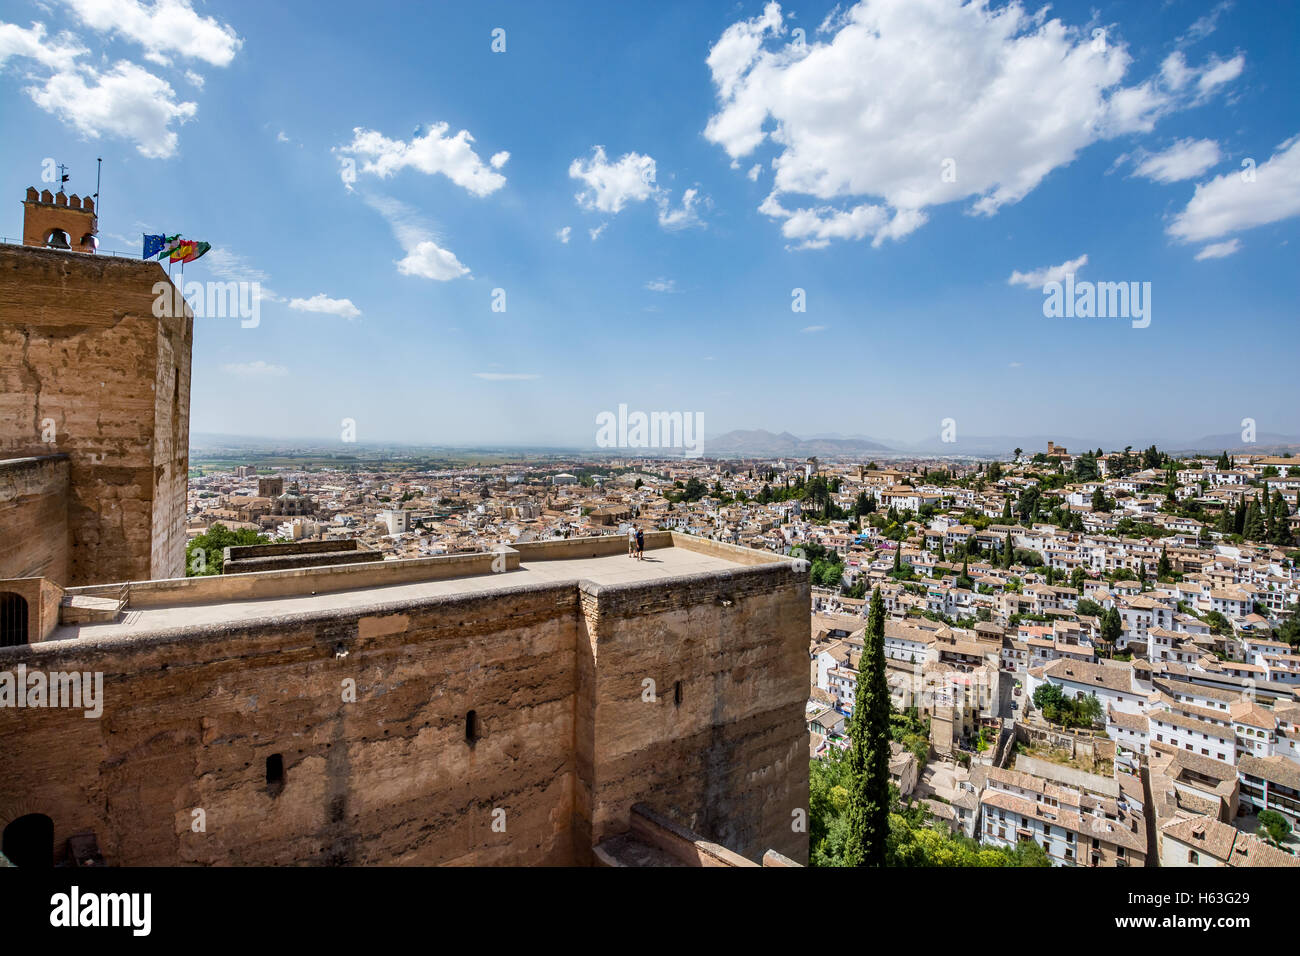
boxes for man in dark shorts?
[635,528,644,560]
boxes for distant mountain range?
[704,430,892,457]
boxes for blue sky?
[1,0,1297,450]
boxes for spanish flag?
[168,240,211,263]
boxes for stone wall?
[581,563,811,864]
[0,455,69,582]
[0,560,810,866]
[1,584,583,865]
[0,246,192,586]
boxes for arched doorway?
[0,592,28,647]
[2,814,54,867]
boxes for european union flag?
[142,234,165,259]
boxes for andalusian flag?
[153,234,182,260]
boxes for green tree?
[1101,606,1123,649]
[1257,809,1292,846]
[844,588,891,867]
[956,556,974,590]
[1270,490,1293,546]
[185,522,271,576]
[1244,496,1266,541]
[1016,487,1040,524]
[1278,610,1300,648]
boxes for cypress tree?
[844,588,891,867]
[1101,606,1122,652]
[1271,491,1293,546]
[1245,496,1266,541]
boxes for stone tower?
[22,186,99,253]
[1,188,193,586]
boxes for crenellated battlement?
[22,184,98,252]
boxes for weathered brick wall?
[0,246,192,586]
[0,584,583,865]
[581,565,811,865]
[0,563,810,866]
[148,298,190,582]
[0,455,70,582]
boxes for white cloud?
[1194,238,1242,260]
[473,372,539,381]
[1196,54,1244,97]
[1167,136,1300,243]
[363,193,470,281]
[222,360,287,377]
[58,0,242,67]
[337,123,507,197]
[203,248,283,303]
[556,226,571,243]
[288,294,361,319]
[1160,51,1194,91]
[705,0,1245,249]
[801,324,827,333]
[1007,253,1089,288]
[1132,138,1221,183]
[1180,2,1231,44]
[0,21,87,68]
[27,60,197,158]
[570,146,657,213]
[397,241,471,281]
[588,223,606,241]
[184,69,203,88]
[1008,361,1023,368]
[657,187,706,230]
[645,278,677,292]
[569,146,708,231]
[747,163,762,181]
[758,193,907,249]
[490,150,509,169]
[276,130,289,143]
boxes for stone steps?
[60,594,125,625]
